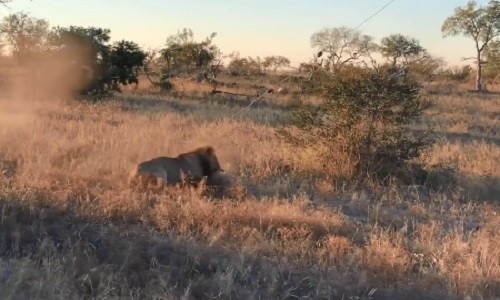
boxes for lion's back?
[128,147,222,189]
[129,157,182,186]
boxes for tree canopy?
[262,55,291,72]
[380,34,427,66]
[442,0,500,91]
[161,28,219,74]
[0,12,146,99]
[50,26,145,96]
[0,12,49,61]
[310,26,376,71]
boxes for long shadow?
[120,96,196,113]
[412,128,500,146]
[0,195,321,299]
[410,129,500,202]
[437,131,500,146]
[458,174,500,204]
[117,95,294,125]
[121,94,291,109]
[0,182,463,299]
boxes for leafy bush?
[227,53,264,76]
[50,26,146,98]
[0,12,50,63]
[280,65,429,181]
[0,14,147,99]
[440,65,472,83]
[160,28,219,75]
[262,55,291,72]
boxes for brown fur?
[128,146,223,190]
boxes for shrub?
[50,26,146,99]
[280,65,429,181]
[438,65,472,83]
[160,28,219,75]
[227,56,263,76]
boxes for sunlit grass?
[0,80,499,298]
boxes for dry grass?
[419,93,500,201]
[0,72,499,299]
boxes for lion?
[128,146,224,190]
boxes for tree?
[262,55,291,72]
[0,12,49,62]
[0,1,32,8]
[442,0,500,92]
[50,26,145,97]
[310,26,376,72]
[0,1,13,7]
[407,55,445,82]
[380,34,427,66]
[161,28,219,74]
[227,51,263,76]
[141,48,175,91]
[49,26,111,95]
[107,40,146,87]
[280,65,428,180]
[483,39,500,79]
[378,35,443,82]
[50,26,111,66]
[439,65,472,83]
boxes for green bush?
[280,65,429,181]
[50,26,146,99]
[160,28,219,75]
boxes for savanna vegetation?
[0,1,499,299]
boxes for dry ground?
[0,75,499,299]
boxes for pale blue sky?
[1,0,488,67]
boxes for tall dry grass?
[0,75,499,298]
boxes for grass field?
[0,73,499,299]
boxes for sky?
[1,0,490,67]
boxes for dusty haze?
[0,48,94,129]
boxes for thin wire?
[353,0,397,31]
[231,74,294,117]
[231,56,319,118]
[231,0,398,118]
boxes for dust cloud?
[0,46,94,129]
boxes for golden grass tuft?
[363,232,412,281]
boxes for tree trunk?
[477,49,483,92]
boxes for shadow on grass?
[412,128,500,146]
[458,174,500,203]
[116,95,294,126]
[407,129,500,203]
[0,181,458,300]
[0,194,321,299]
[439,131,499,146]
